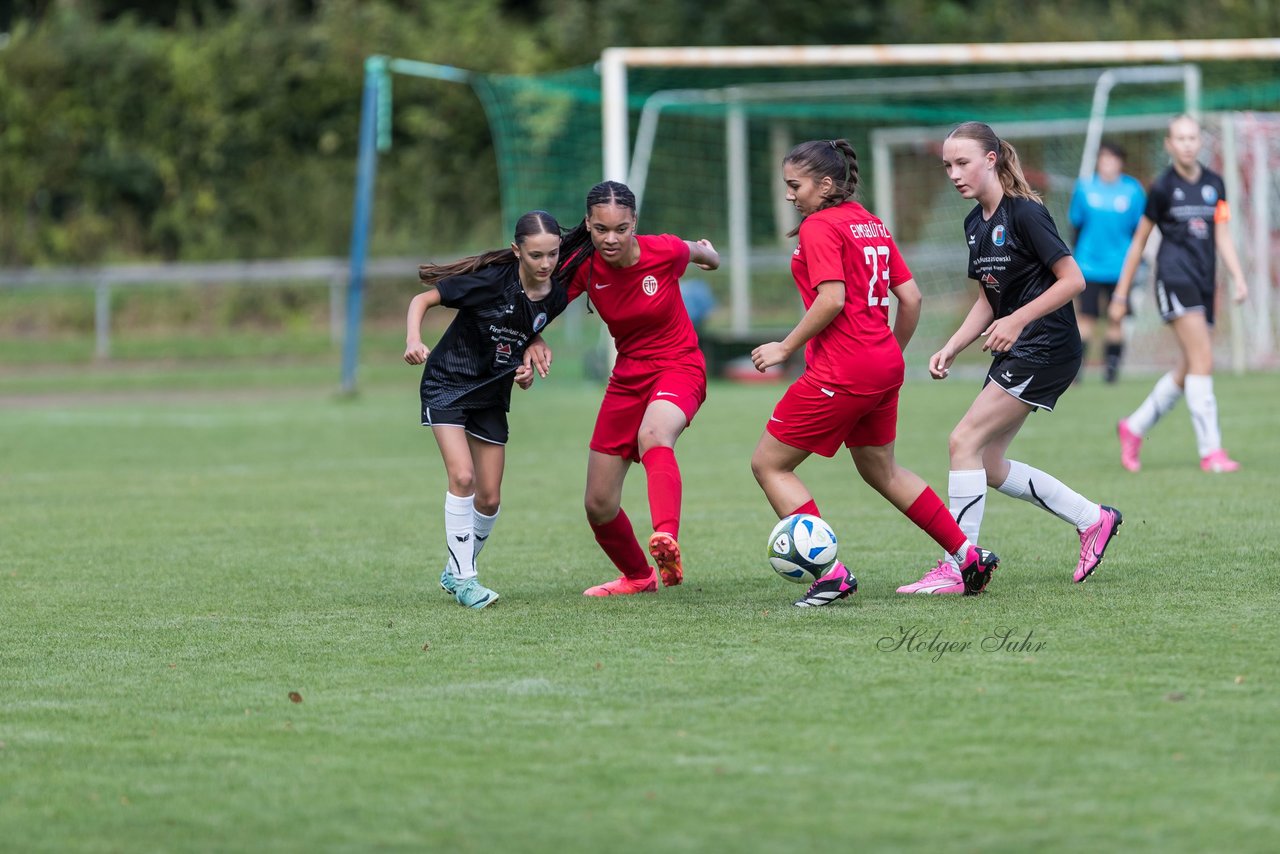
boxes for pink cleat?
[793,562,857,607]
[583,570,658,597]
[1076,505,1123,583]
[896,560,964,595]
[647,532,683,587]
[957,545,999,595]
[1117,419,1143,472]
[1200,449,1240,473]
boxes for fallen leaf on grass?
[288,692,303,703]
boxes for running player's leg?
[750,430,815,518]
[1119,281,1198,469]
[1170,310,1239,471]
[976,387,1122,582]
[467,431,506,568]
[431,421,479,595]
[583,450,655,595]
[637,369,705,586]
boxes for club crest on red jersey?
[642,275,659,296]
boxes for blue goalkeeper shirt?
[1068,173,1146,284]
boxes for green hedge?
[0,1,548,265]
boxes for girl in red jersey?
[554,181,720,596]
[750,139,999,607]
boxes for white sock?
[1127,371,1183,436]
[1184,374,1222,458]
[473,505,500,563]
[444,491,477,580]
[998,460,1101,531]
[945,469,987,569]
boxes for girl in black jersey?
[404,211,568,609]
[899,122,1122,596]
[1110,114,1249,474]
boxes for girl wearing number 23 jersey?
[749,139,997,607]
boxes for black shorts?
[1155,277,1215,326]
[421,404,508,445]
[1079,280,1119,318]
[983,352,1081,412]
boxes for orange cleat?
[647,532,683,587]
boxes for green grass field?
[2,361,1278,853]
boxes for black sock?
[1104,342,1124,382]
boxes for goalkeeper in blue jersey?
[1068,141,1145,383]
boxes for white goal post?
[596,39,1280,370]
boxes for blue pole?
[340,56,385,395]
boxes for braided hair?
[555,181,638,288]
[783,139,860,237]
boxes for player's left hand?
[692,238,720,271]
[524,340,553,378]
[981,316,1025,354]
[1232,274,1249,304]
[751,341,789,372]
[515,365,535,390]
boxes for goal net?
[466,47,1280,375]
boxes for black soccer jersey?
[420,264,569,411]
[964,195,1081,365]
[1145,165,1227,289]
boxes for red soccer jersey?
[569,234,700,369]
[790,201,911,394]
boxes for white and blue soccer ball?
[767,513,838,584]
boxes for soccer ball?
[767,514,838,584]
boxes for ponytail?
[948,122,1042,204]
[419,210,561,287]
[783,138,861,236]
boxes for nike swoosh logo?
[655,391,678,398]
[820,388,835,397]
[769,416,784,423]
[594,283,611,290]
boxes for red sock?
[589,508,651,580]
[640,446,682,539]
[905,488,966,555]
[788,498,821,517]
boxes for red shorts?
[766,374,898,457]
[590,360,707,462]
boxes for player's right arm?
[404,289,443,364]
[751,280,844,371]
[1109,216,1156,323]
[929,293,995,379]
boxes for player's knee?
[583,495,619,525]
[474,494,500,516]
[448,469,476,494]
[636,425,671,455]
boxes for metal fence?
[0,257,417,359]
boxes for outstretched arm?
[929,292,995,379]
[686,238,720,271]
